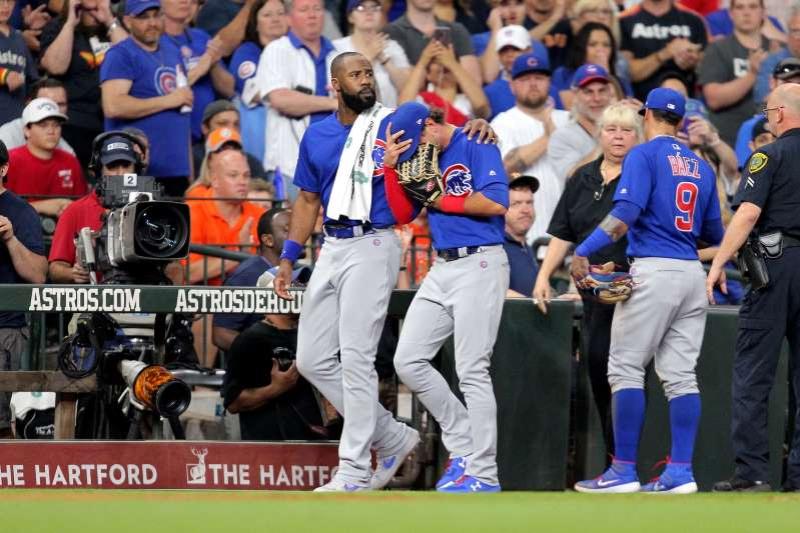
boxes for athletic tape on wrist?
[280,239,303,264]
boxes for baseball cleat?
[369,427,421,489]
[436,456,468,489]
[640,465,698,494]
[713,477,772,492]
[574,462,641,493]
[437,475,501,493]
[313,477,370,492]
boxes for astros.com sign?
[26,287,303,314]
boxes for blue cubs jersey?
[428,129,509,250]
[164,28,218,142]
[292,112,396,227]
[100,36,191,178]
[615,136,723,260]
[229,41,261,96]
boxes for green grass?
[1,490,799,533]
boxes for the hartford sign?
[0,441,338,490]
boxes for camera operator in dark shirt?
[222,265,328,441]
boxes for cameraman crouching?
[48,134,141,284]
[222,267,329,441]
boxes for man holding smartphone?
[385,0,481,84]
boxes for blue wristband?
[575,227,613,258]
[280,239,304,264]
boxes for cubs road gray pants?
[296,229,410,486]
[608,257,708,400]
[394,246,509,485]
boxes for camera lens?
[134,203,189,259]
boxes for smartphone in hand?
[432,26,452,47]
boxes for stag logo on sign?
[186,448,208,484]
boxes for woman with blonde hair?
[533,101,643,460]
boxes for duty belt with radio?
[738,231,800,290]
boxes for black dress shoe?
[713,477,772,492]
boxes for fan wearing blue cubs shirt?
[161,0,235,142]
[383,107,510,493]
[571,87,724,494]
[100,0,193,197]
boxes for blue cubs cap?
[511,50,551,79]
[684,98,708,120]
[346,0,378,12]
[571,63,610,88]
[388,102,430,163]
[126,0,161,16]
[639,87,686,118]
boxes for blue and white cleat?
[436,456,468,490]
[641,465,698,494]
[369,427,421,489]
[438,475,501,493]
[574,462,641,493]
[314,477,370,492]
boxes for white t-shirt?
[332,36,410,109]
[251,35,337,177]
[491,106,571,243]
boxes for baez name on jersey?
[668,153,702,178]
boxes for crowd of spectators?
[0,0,797,438]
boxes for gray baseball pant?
[296,229,410,485]
[608,257,708,400]
[394,246,509,485]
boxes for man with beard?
[491,49,569,242]
[274,51,495,491]
[100,0,194,197]
[547,64,614,182]
[272,52,420,492]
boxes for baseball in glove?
[578,263,633,304]
[395,142,444,207]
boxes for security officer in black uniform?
[706,83,800,492]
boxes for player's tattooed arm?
[599,214,629,242]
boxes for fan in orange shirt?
[185,143,265,286]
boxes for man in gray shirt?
[548,64,613,182]
[384,0,480,84]
[699,0,770,147]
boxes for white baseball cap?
[22,97,68,127]
[495,25,531,52]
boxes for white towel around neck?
[326,103,393,222]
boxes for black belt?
[322,223,387,239]
[438,246,486,262]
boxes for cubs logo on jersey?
[442,164,473,196]
[237,60,257,80]
[372,138,386,178]
[153,66,178,96]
